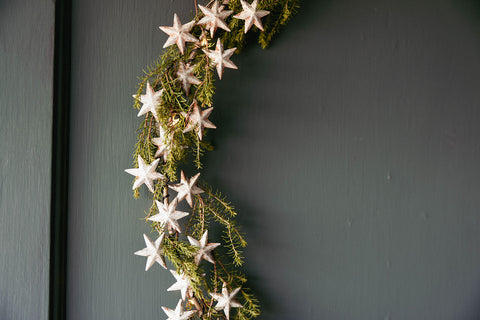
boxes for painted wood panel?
[68,0,480,319]
[0,1,54,319]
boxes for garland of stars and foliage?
[126,1,298,319]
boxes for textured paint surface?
[67,1,194,319]
[68,0,480,319]
[0,1,54,320]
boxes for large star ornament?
[148,199,189,234]
[169,171,204,207]
[160,14,198,54]
[197,1,233,37]
[133,81,163,121]
[176,61,201,95]
[183,102,216,140]
[233,0,270,33]
[167,270,193,301]
[125,155,164,193]
[210,282,242,320]
[203,39,237,79]
[161,299,196,320]
[187,230,220,265]
[134,233,167,271]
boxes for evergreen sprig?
[129,1,297,319]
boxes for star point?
[203,39,237,79]
[125,155,164,193]
[233,0,270,33]
[160,14,198,54]
[134,233,167,271]
[187,230,220,265]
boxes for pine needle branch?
[128,1,299,318]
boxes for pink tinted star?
[159,14,198,54]
[148,199,189,234]
[203,39,237,79]
[176,61,201,95]
[134,233,167,271]
[169,171,204,207]
[133,81,163,121]
[183,101,216,140]
[187,230,220,265]
[125,155,164,193]
[161,299,196,320]
[197,1,233,37]
[233,0,270,33]
[210,282,242,320]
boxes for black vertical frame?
[49,0,72,319]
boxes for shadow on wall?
[456,0,480,32]
[453,3,480,317]
[457,0,480,16]
[202,0,332,319]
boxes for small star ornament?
[160,14,198,54]
[176,61,201,95]
[197,1,233,37]
[125,155,165,193]
[203,39,237,79]
[210,282,242,320]
[133,81,163,121]
[169,171,204,207]
[183,101,217,140]
[187,230,220,265]
[233,0,270,33]
[152,124,173,162]
[167,270,193,301]
[134,233,167,271]
[148,199,189,234]
[162,299,196,320]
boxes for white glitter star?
[152,124,173,162]
[148,199,189,234]
[203,39,237,79]
[134,233,166,271]
[169,171,204,207]
[176,61,201,95]
[197,1,233,37]
[167,270,193,301]
[187,230,220,265]
[233,0,270,33]
[133,81,163,121]
[125,155,164,193]
[183,101,216,140]
[161,299,196,320]
[160,14,198,54]
[210,282,242,320]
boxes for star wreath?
[126,1,299,319]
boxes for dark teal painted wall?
[67,0,480,319]
[3,0,480,319]
[0,1,54,320]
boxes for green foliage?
[129,1,298,318]
[258,0,301,49]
